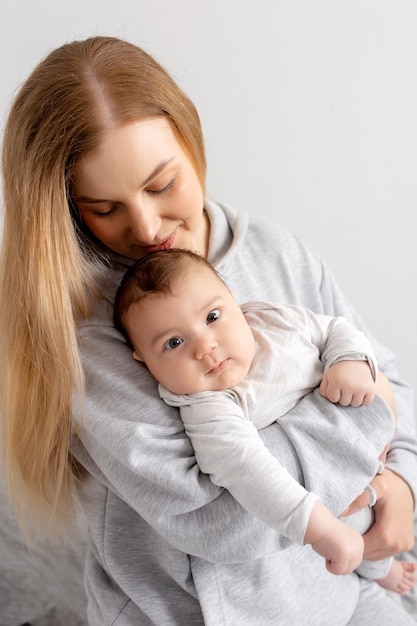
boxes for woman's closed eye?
[146,178,175,196]
[91,203,121,218]
[74,200,122,218]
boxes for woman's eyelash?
[89,178,175,217]
[93,205,119,218]
[147,179,175,195]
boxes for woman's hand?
[342,469,415,560]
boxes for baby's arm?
[304,500,364,575]
[316,313,396,414]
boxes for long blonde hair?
[0,36,206,537]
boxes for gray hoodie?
[72,199,417,625]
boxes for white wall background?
[1,1,416,414]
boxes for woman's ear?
[133,350,144,362]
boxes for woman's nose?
[126,202,161,243]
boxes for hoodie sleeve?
[72,309,395,564]
[316,258,417,508]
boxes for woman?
[1,36,416,625]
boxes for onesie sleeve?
[289,307,378,380]
[160,386,319,544]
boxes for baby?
[114,248,416,594]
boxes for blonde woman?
[1,37,416,625]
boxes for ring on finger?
[365,484,377,507]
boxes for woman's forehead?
[71,119,182,194]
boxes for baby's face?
[126,265,255,395]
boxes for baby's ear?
[133,350,144,363]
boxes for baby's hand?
[305,501,364,575]
[319,360,375,407]
[311,521,364,576]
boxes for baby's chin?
[202,368,248,393]
[167,360,251,395]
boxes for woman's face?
[71,118,208,259]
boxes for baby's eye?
[207,309,220,324]
[164,337,183,350]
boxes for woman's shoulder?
[247,215,313,259]
[217,200,315,260]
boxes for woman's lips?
[140,230,177,254]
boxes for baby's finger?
[339,389,354,406]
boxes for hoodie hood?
[205,198,249,270]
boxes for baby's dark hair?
[113,248,219,342]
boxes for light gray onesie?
[160,300,391,578]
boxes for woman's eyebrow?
[142,156,175,186]
[73,157,175,203]
[72,195,109,204]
